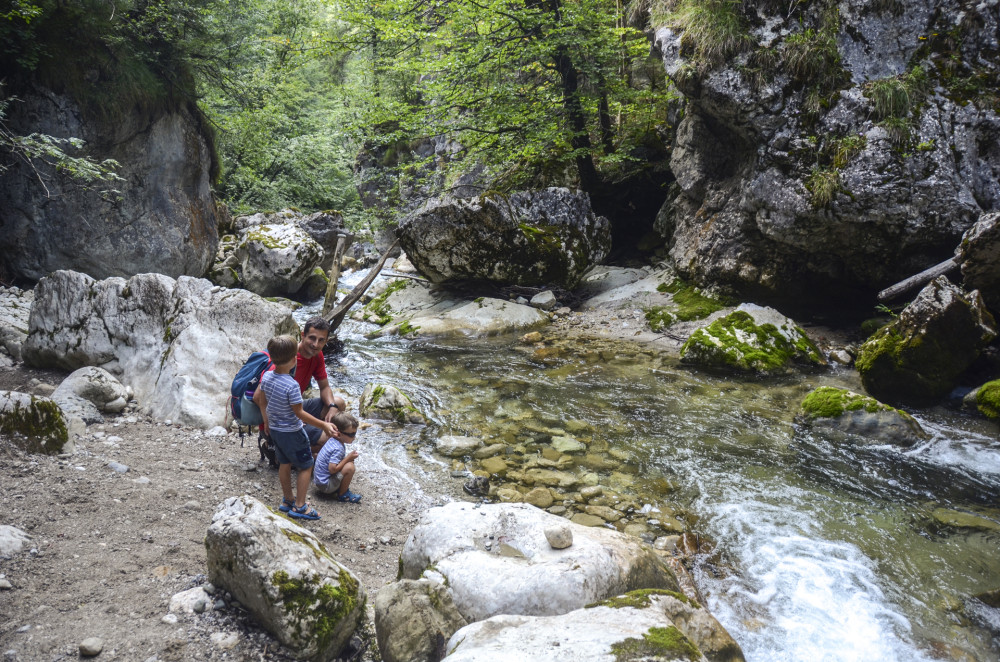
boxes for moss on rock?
[587,588,699,610]
[270,567,363,656]
[363,280,408,326]
[680,309,823,374]
[801,386,894,418]
[0,392,69,454]
[610,625,701,661]
[975,380,1000,419]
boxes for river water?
[299,282,1000,661]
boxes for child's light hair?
[332,411,359,432]
[267,335,298,364]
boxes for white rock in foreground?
[444,591,745,662]
[23,271,297,428]
[400,503,680,622]
[205,496,365,661]
[0,525,31,557]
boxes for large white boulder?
[0,286,33,362]
[235,223,325,297]
[400,503,680,623]
[22,270,298,428]
[205,496,366,661]
[444,590,745,662]
[52,367,131,414]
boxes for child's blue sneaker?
[278,497,294,513]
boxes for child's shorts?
[269,428,314,470]
[312,472,344,495]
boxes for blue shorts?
[302,398,326,445]
[269,428,315,470]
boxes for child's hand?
[347,450,359,462]
[323,422,337,438]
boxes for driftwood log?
[326,239,400,332]
[877,258,958,303]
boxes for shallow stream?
[299,286,1000,661]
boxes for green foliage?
[805,167,840,207]
[780,6,845,122]
[665,0,754,68]
[864,66,928,120]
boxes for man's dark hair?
[303,316,331,336]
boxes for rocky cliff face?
[0,85,219,283]
[653,0,1000,308]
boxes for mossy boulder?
[360,383,426,424]
[797,387,927,447]
[235,223,325,298]
[205,496,366,661]
[373,579,468,662]
[296,267,330,302]
[963,379,1000,420]
[856,277,997,406]
[680,304,826,374]
[396,188,610,289]
[0,391,70,454]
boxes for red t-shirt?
[294,351,327,394]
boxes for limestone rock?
[650,2,1000,311]
[857,277,997,406]
[544,524,573,549]
[169,587,214,614]
[797,387,928,447]
[445,590,745,662]
[436,436,483,458]
[680,304,826,374]
[360,383,426,424]
[22,270,298,427]
[529,291,558,311]
[397,188,611,289]
[0,286,33,362]
[957,211,1000,314]
[965,380,1000,420]
[0,391,69,454]
[374,579,468,662]
[0,89,217,283]
[0,525,31,557]
[78,638,104,657]
[400,502,680,623]
[52,367,130,414]
[235,223,325,298]
[523,487,555,509]
[205,496,366,661]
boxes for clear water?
[299,284,1000,661]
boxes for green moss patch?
[681,310,823,373]
[587,588,699,610]
[0,395,69,454]
[648,279,728,330]
[363,280,408,326]
[270,567,362,654]
[975,380,1000,419]
[610,625,701,661]
[800,387,898,419]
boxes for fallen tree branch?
[327,239,400,332]
[878,257,958,303]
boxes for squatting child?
[313,411,362,503]
[258,334,335,520]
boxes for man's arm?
[316,378,337,422]
[291,402,335,437]
[253,386,269,434]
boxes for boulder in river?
[360,383,426,424]
[205,496,366,661]
[22,270,298,427]
[857,277,997,406]
[797,387,927,447]
[680,304,825,374]
[444,589,745,662]
[396,188,611,289]
[963,380,1000,420]
[233,223,325,298]
[399,502,681,623]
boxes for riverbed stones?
[479,456,509,476]
[444,590,745,662]
[931,507,1000,533]
[525,468,579,489]
[435,435,483,457]
[473,443,505,459]
[550,435,586,454]
[0,391,69,455]
[797,387,927,447]
[530,291,558,311]
[680,304,825,374]
[205,496,366,661]
[22,270,298,428]
[400,503,680,622]
[571,513,606,527]
[373,579,468,662]
[360,383,426,424]
[524,487,555,509]
[857,277,997,406]
[396,188,611,289]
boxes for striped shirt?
[260,371,303,432]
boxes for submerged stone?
[797,386,927,447]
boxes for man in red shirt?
[256,316,346,454]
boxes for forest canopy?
[1,0,676,221]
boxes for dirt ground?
[0,363,454,662]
